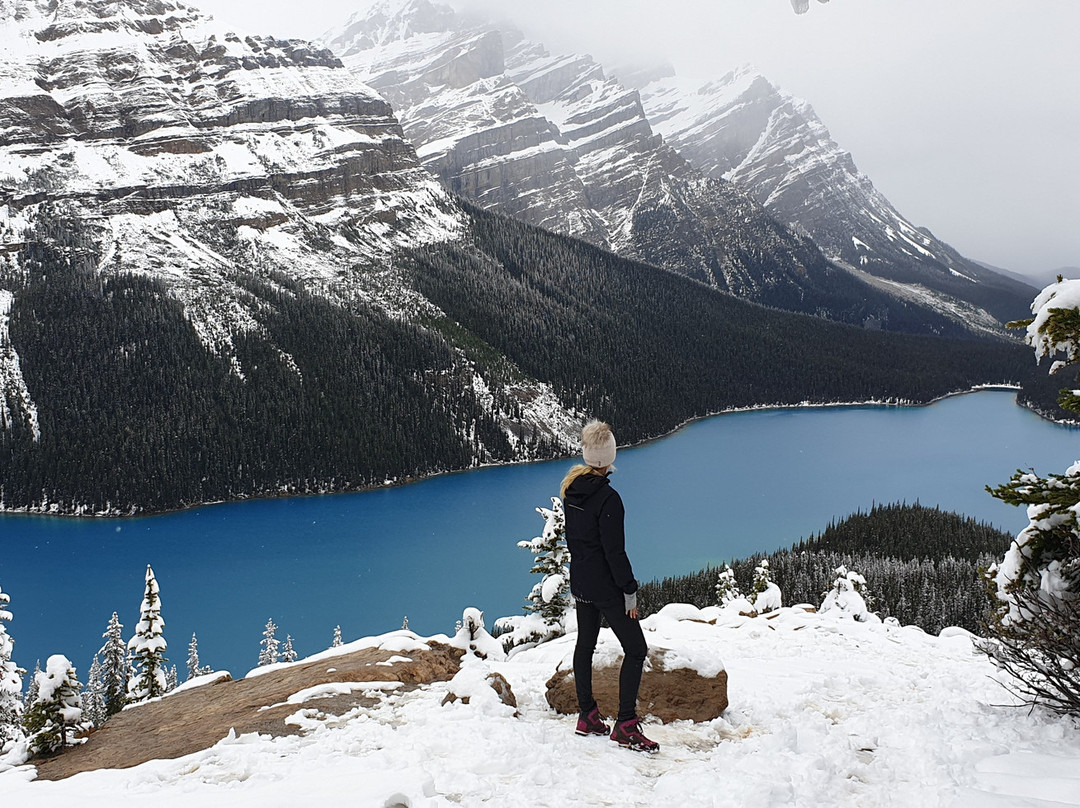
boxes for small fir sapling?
[281,635,297,664]
[332,625,343,648]
[715,565,743,606]
[23,661,40,710]
[984,276,1080,716]
[23,655,82,757]
[81,654,106,728]
[259,619,280,667]
[100,612,128,717]
[819,565,875,621]
[494,497,572,652]
[752,558,783,614]
[0,584,25,751]
[165,665,178,692]
[186,633,212,680]
[127,565,168,703]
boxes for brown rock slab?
[545,649,728,723]
[33,642,462,781]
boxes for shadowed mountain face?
[322,0,1032,336]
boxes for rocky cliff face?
[640,67,1034,323]
[324,0,922,326]
[323,0,1026,335]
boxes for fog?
[193,0,1080,278]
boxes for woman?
[562,420,659,753]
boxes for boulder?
[441,671,517,710]
[545,649,727,724]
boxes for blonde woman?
[562,420,658,753]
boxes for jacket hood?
[564,472,611,508]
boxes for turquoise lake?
[1,390,1076,680]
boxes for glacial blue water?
[1,390,1075,681]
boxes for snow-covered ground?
[2,605,1079,807]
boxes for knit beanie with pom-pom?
[581,420,616,468]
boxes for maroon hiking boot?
[610,718,660,752]
[575,705,610,736]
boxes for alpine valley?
[0,0,1041,515]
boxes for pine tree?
[281,635,297,664]
[81,654,107,728]
[23,661,40,710]
[127,565,168,703]
[186,632,212,680]
[100,612,128,717]
[820,565,873,620]
[752,558,782,614]
[258,618,280,667]
[401,616,409,631]
[0,584,25,750]
[332,625,343,648]
[984,278,1080,716]
[23,654,82,757]
[715,564,743,606]
[518,497,571,630]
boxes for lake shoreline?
[0,384,1054,522]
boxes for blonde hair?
[560,462,613,499]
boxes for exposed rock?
[32,641,463,781]
[545,648,728,724]
[441,671,517,710]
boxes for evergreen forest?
[637,502,1013,635]
[0,204,1046,514]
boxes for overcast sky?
[194,0,1080,279]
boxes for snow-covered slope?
[640,67,1035,323]
[3,604,1078,806]
[324,0,929,327]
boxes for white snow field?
[2,605,1078,807]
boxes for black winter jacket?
[564,472,638,604]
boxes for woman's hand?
[627,607,639,620]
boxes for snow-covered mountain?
[3,605,1078,805]
[639,66,1035,324]
[323,0,961,331]
[0,0,581,481]
[0,0,463,343]
[322,0,1032,334]
[0,0,1038,515]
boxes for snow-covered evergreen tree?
[715,565,743,606]
[495,497,572,651]
[281,635,297,664]
[819,565,873,620]
[165,665,178,692]
[0,584,25,751]
[81,654,106,729]
[401,616,409,631]
[185,633,212,681]
[23,660,40,710]
[752,558,783,614]
[23,655,82,757]
[127,565,168,703]
[332,625,343,648]
[258,618,280,667]
[983,277,1080,716]
[100,612,127,717]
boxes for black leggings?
[573,598,648,722]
